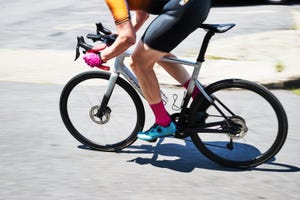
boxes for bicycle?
[59,22,288,168]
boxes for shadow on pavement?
[124,139,299,173]
[79,138,300,173]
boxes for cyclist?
[83,0,211,141]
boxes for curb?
[161,77,300,90]
[263,77,300,89]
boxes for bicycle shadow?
[117,138,300,173]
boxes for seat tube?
[182,62,202,108]
[187,63,201,95]
[189,62,214,104]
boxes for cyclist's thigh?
[131,41,168,66]
[142,0,211,53]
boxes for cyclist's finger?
[90,43,107,52]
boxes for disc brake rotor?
[89,105,110,125]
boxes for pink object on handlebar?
[83,52,103,67]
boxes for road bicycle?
[59,22,288,168]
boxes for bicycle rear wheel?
[189,79,288,168]
[59,71,145,151]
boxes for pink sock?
[183,79,200,99]
[150,101,171,127]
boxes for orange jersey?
[105,0,167,24]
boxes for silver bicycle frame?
[113,51,142,95]
[108,50,214,106]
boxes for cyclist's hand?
[83,52,105,67]
[111,32,118,38]
[91,43,107,52]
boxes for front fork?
[96,72,119,118]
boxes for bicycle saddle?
[200,23,236,33]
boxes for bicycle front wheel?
[189,79,288,168]
[59,71,145,151]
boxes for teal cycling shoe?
[137,122,176,141]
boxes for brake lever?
[86,33,117,46]
[96,22,112,35]
[75,36,93,61]
[86,33,102,42]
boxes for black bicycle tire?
[59,71,145,151]
[189,79,288,168]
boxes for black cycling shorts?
[142,0,211,53]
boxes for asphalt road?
[0,82,299,199]
[1,1,300,199]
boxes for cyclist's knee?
[130,42,166,73]
[130,51,153,73]
[129,54,138,72]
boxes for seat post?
[197,30,215,63]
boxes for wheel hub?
[226,116,248,140]
[89,105,111,125]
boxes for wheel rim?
[60,72,144,151]
[190,81,287,167]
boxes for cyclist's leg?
[142,0,210,99]
[157,57,200,99]
[157,54,190,85]
[130,41,167,105]
[131,0,211,141]
[130,41,176,141]
[135,0,210,103]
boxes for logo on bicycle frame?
[179,0,189,6]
